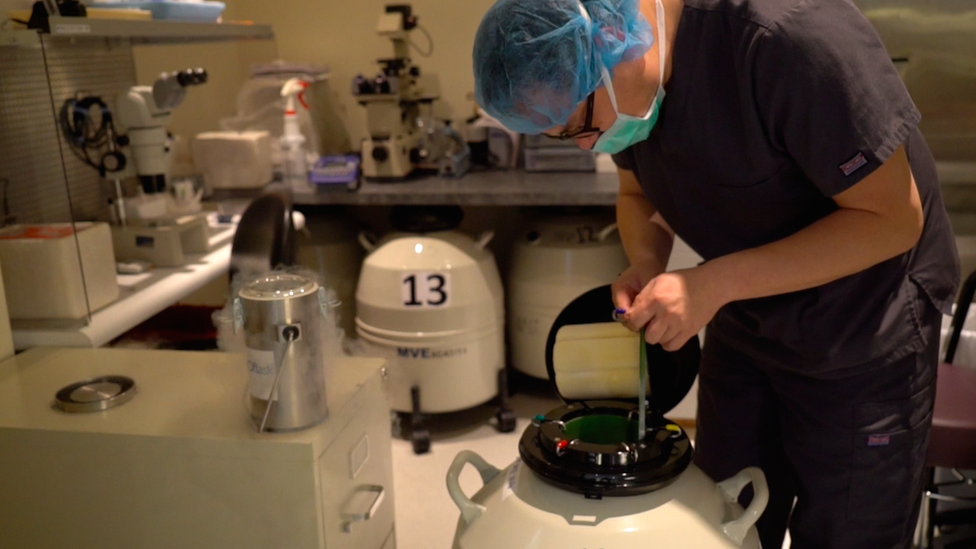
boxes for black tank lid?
[389,206,463,233]
[517,284,701,498]
[544,284,700,415]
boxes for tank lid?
[239,273,318,300]
[389,205,463,233]
[519,401,693,497]
[544,284,700,415]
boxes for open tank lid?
[389,205,463,233]
[544,284,700,416]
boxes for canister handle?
[597,223,618,242]
[317,287,341,318]
[358,231,377,252]
[446,450,501,526]
[232,298,244,334]
[717,466,769,546]
[474,230,495,250]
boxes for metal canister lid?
[239,273,319,301]
[54,375,136,413]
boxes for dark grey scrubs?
[612,0,960,547]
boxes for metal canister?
[234,273,332,432]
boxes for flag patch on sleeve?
[867,435,891,447]
[840,152,868,176]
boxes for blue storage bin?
[98,1,227,22]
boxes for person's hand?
[610,262,660,313]
[612,267,727,351]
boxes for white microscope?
[353,4,442,181]
[111,69,211,266]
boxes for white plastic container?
[192,131,273,190]
[0,223,119,320]
[508,212,629,378]
[356,230,504,413]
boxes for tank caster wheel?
[496,408,517,433]
[410,385,430,455]
[495,368,516,433]
[410,427,431,454]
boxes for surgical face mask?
[591,0,667,155]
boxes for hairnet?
[473,0,653,135]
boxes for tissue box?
[193,131,274,190]
[0,223,119,320]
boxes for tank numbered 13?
[401,272,451,307]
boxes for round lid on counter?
[55,375,137,413]
[239,273,319,301]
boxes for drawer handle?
[342,484,385,533]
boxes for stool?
[920,269,976,548]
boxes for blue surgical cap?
[473,0,653,134]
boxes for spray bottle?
[281,78,310,190]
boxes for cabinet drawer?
[319,375,394,549]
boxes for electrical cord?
[408,23,434,58]
[59,96,126,176]
[0,178,13,227]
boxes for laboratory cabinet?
[0,348,395,549]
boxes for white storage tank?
[508,209,630,379]
[355,207,514,453]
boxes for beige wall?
[232,0,497,147]
[132,1,279,149]
[15,0,497,150]
[133,41,277,144]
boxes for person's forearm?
[700,205,923,306]
[617,192,674,274]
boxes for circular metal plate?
[55,375,136,413]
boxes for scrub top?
[613,0,960,375]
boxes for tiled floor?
[388,385,792,549]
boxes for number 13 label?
[402,272,451,308]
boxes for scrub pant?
[694,300,940,549]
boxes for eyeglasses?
[549,93,599,141]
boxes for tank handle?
[596,222,618,242]
[717,466,769,546]
[317,287,341,319]
[474,230,495,250]
[446,450,501,526]
[232,298,244,334]
[357,231,378,252]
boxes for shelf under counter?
[1,17,273,47]
[291,170,620,206]
[11,224,235,350]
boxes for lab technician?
[473,0,960,547]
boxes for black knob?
[372,146,389,163]
[409,148,423,164]
[176,68,207,87]
[374,75,391,94]
[409,66,420,77]
[352,75,373,95]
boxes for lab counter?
[10,224,235,350]
[292,170,620,206]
